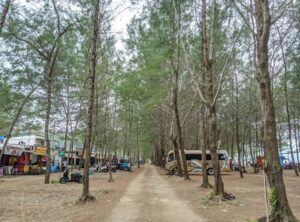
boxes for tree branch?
[231,0,255,34]
[212,25,244,107]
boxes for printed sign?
[4,146,23,156]
[33,147,47,156]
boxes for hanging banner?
[4,145,23,156]
[33,147,47,156]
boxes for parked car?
[119,159,131,171]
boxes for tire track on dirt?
[105,164,205,222]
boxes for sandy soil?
[1,165,299,222]
[0,167,141,222]
[159,168,300,222]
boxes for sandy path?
[106,164,205,222]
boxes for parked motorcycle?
[96,163,116,173]
[60,171,84,184]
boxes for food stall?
[2,145,24,175]
[30,146,48,174]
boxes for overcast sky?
[13,0,144,51]
[111,0,144,50]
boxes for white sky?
[14,0,144,51]
[111,0,144,51]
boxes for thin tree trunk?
[70,100,83,171]
[254,1,297,220]
[242,124,247,171]
[173,137,182,176]
[293,109,300,170]
[79,138,86,170]
[297,116,300,170]
[108,152,113,182]
[114,122,118,157]
[44,47,59,184]
[0,0,11,34]
[123,123,128,158]
[45,0,63,184]
[195,110,200,150]
[128,104,133,171]
[104,94,113,180]
[278,28,299,176]
[249,126,257,173]
[231,124,234,162]
[80,0,100,202]
[199,1,211,186]
[200,103,211,187]
[293,118,300,170]
[136,120,140,168]
[113,95,118,157]
[63,87,70,167]
[171,0,189,180]
[172,72,190,180]
[234,71,243,178]
[0,86,38,162]
[159,116,166,167]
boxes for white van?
[165,149,228,175]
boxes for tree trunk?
[108,152,113,182]
[200,103,211,187]
[199,1,211,187]
[234,71,243,178]
[44,48,59,184]
[159,116,166,167]
[128,104,133,172]
[0,86,38,162]
[173,137,182,176]
[249,126,257,173]
[254,1,297,220]
[63,98,70,167]
[172,72,190,180]
[114,95,118,157]
[201,0,225,197]
[104,94,113,180]
[70,100,82,171]
[255,113,259,158]
[278,28,299,176]
[78,138,86,170]
[0,0,11,34]
[231,125,234,162]
[137,121,140,168]
[297,116,300,171]
[293,113,300,170]
[80,0,100,202]
[207,104,224,196]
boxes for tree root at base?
[258,214,299,222]
[200,182,213,188]
[108,178,114,182]
[78,194,96,204]
[202,191,236,206]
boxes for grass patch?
[200,191,223,206]
[50,179,59,184]
[245,219,258,222]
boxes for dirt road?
[1,165,299,221]
[105,164,205,222]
